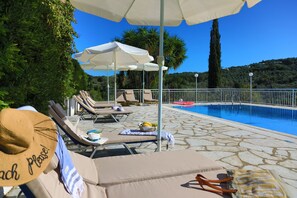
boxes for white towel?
[112,105,124,111]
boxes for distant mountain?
[164,58,297,89]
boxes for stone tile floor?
[77,104,297,194]
[5,104,297,197]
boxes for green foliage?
[0,91,9,110]
[89,89,103,101]
[163,58,297,89]
[116,27,187,89]
[0,0,77,113]
[85,75,113,101]
[0,100,9,110]
[208,19,222,88]
[72,59,89,92]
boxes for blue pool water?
[173,105,297,136]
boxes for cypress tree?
[208,19,222,88]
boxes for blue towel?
[120,129,175,145]
[55,134,84,198]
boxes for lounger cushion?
[102,132,157,144]
[94,150,223,186]
[116,93,126,103]
[70,152,99,185]
[123,90,139,103]
[83,183,107,198]
[27,170,107,198]
[93,109,132,114]
[125,90,133,94]
[27,150,224,198]
[26,170,68,198]
[44,154,59,174]
[106,170,227,198]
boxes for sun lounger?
[116,91,127,104]
[23,148,228,198]
[73,95,132,122]
[80,90,113,108]
[143,89,158,103]
[48,103,160,158]
[124,89,139,104]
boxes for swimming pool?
[173,104,297,136]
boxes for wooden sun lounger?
[22,147,228,198]
[74,95,132,122]
[144,89,158,103]
[48,102,160,157]
[124,89,140,105]
[80,90,113,108]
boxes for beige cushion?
[106,170,226,198]
[102,132,157,144]
[44,154,59,174]
[94,150,223,186]
[83,183,107,198]
[28,152,106,198]
[144,89,151,94]
[27,169,107,198]
[27,169,70,198]
[125,90,133,94]
[70,152,99,185]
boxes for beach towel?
[112,105,124,111]
[120,129,175,145]
[55,134,84,198]
[195,169,288,197]
[228,169,288,198]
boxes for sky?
[72,0,297,76]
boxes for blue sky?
[72,0,297,75]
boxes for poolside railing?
[66,88,297,116]
[128,88,297,108]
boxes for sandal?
[195,174,237,195]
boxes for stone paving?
[75,104,297,195]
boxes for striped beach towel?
[228,169,287,198]
[55,134,84,198]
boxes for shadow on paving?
[79,147,138,158]
[79,116,118,123]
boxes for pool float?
[173,101,195,106]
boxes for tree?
[0,0,77,112]
[208,19,222,88]
[116,27,187,89]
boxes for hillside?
[88,57,297,98]
[165,57,297,89]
